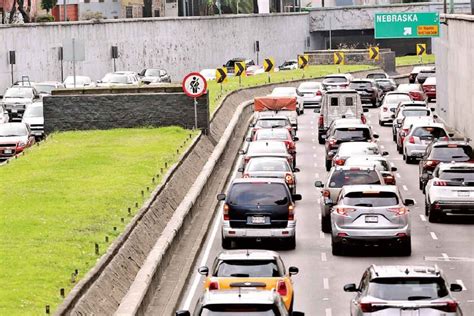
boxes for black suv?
[419,139,473,191]
[218,178,302,249]
[349,79,382,107]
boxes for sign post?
[234,62,246,87]
[374,12,440,39]
[298,54,308,78]
[263,58,274,83]
[182,72,207,130]
[216,67,227,93]
[63,38,85,88]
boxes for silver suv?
[329,185,414,256]
[425,162,474,222]
[344,265,463,315]
[315,166,385,233]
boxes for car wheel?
[372,100,378,107]
[397,143,402,154]
[399,238,412,256]
[318,135,325,145]
[331,238,344,256]
[325,160,332,172]
[419,178,424,190]
[428,205,442,223]
[221,235,233,249]
[286,236,296,250]
[379,120,384,126]
[321,215,331,233]
[425,199,430,216]
[392,132,397,142]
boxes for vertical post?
[443,0,447,14]
[9,51,15,85]
[329,16,332,50]
[59,47,64,83]
[194,97,198,129]
[63,0,67,21]
[10,64,14,85]
[239,76,242,87]
[72,38,76,88]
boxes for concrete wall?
[0,13,309,93]
[43,92,209,133]
[433,14,474,139]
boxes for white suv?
[403,122,450,163]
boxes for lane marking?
[311,132,314,136]
[315,173,319,178]
[323,277,329,290]
[402,185,408,191]
[314,162,318,167]
[325,308,332,316]
[321,252,327,262]
[420,214,427,222]
[320,231,325,239]
[318,213,322,220]
[313,146,316,150]
[312,139,316,143]
[456,279,467,290]
[390,162,395,167]
[430,232,438,240]
[396,173,401,179]
[313,154,317,158]
[380,145,385,149]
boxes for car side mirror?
[292,194,302,201]
[449,133,454,137]
[382,151,389,156]
[430,107,435,112]
[249,123,254,127]
[238,149,245,155]
[176,311,191,316]
[198,266,209,276]
[314,180,324,188]
[96,80,102,84]
[324,198,334,206]
[293,167,300,172]
[363,108,369,112]
[433,114,438,119]
[391,114,396,119]
[391,167,397,172]
[314,109,320,113]
[373,134,379,139]
[217,193,226,201]
[238,167,244,173]
[293,136,299,141]
[450,283,463,292]
[404,198,415,206]
[289,266,299,276]
[245,137,252,142]
[343,283,358,292]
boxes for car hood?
[0,135,28,143]
[22,117,44,125]
[2,98,32,104]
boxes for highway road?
[178,103,474,315]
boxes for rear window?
[325,77,347,83]
[385,95,411,104]
[334,128,370,141]
[228,183,289,206]
[247,159,290,172]
[255,130,288,141]
[299,82,320,90]
[367,74,386,79]
[255,119,288,128]
[247,142,287,154]
[349,82,371,89]
[432,146,473,160]
[329,170,381,187]
[367,277,448,301]
[413,127,447,138]
[339,144,380,156]
[439,170,474,182]
[342,191,398,207]
[201,306,276,315]
[215,260,280,277]
[345,159,390,172]
[403,109,430,117]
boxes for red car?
[250,128,298,164]
[0,122,35,161]
[396,83,427,101]
[422,77,436,102]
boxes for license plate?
[458,191,470,197]
[251,216,266,224]
[11,109,17,113]
[3,149,12,154]
[365,216,378,223]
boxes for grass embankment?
[207,64,376,113]
[396,54,435,66]
[0,126,198,315]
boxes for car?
[323,121,378,171]
[396,83,427,101]
[314,166,385,233]
[63,76,93,88]
[392,104,434,141]
[253,96,299,131]
[33,81,64,97]
[374,78,397,94]
[425,162,474,223]
[240,141,294,169]
[296,81,322,108]
[395,116,436,154]
[317,89,367,144]
[199,69,216,82]
[269,87,304,115]
[138,68,171,84]
[21,102,44,139]
[349,79,383,107]
[403,122,451,163]
[246,65,265,76]
[239,157,299,194]
[332,142,388,168]
[344,156,398,185]
[0,122,35,161]
[408,66,433,83]
[278,59,298,71]
[1,86,39,121]
[176,288,305,316]
[97,72,140,87]
[378,92,412,126]
[329,185,414,255]
[418,139,473,191]
[250,116,295,138]
[366,72,389,79]
[422,76,437,101]
[217,178,302,249]
[0,104,9,124]
[321,73,352,90]
[223,58,255,74]
[344,265,463,315]
[417,67,436,84]
[250,128,298,167]
[197,250,299,311]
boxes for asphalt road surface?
[178,104,474,315]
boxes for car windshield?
[349,82,371,89]
[4,88,34,99]
[338,144,380,156]
[343,191,398,207]
[271,88,295,96]
[329,170,381,187]
[228,183,288,206]
[215,260,280,277]
[101,74,128,84]
[403,109,430,117]
[432,146,473,160]
[0,124,28,136]
[23,105,43,118]
[324,77,347,83]
[34,84,55,94]
[412,127,447,138]
[201,305,276,316]
[385,95,411,105]
[247,142,287,154]
[439,170,474,182]
[144,69,161,76]
[255,130,288,141]
[299,82,320,90]
[376,80,392,86]
[255,119,288,128]
[367,74,387,79]
[334,128,370,141]
[367,277,449,301]
[247,159,290,172]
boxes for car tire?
[286,236,296,250]
[325,160,332,172]
[331,238,344,256]
[372,100,377,107]
[321,215,331,233]
[221,235,233,249]
[425,199,430,216]
[419,179,424,190]
[392,132,397,142]
[428,208,442,223]
[318,135,325,145]
[379,120,384,126]
[397,143,402,154]
[399,238,412,256]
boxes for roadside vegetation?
[0,126,197,315]
[395,54,435,66]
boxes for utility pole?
[63,0,67,21]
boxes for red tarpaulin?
[253,96,297,112]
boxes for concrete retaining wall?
[433,14,474,139]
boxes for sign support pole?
[239,76,241,87]
[72,38,76,88]
[10,64,14,85]
[194,97,198,130]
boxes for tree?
[41,0,57,14]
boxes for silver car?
[344,265,463,316]
[425,162,474,222]
[297,81,322,108]
[378,92,411,126]
[403,122,450,163]
[330,185,414,256]
[332,142,388,168]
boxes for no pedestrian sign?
[374,12,440,39]
[182,72,207,98]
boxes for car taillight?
[244,156,250,163]
[408,136,415,144]
[361,114,367,124]
[285,173,294,185]
[388,207,407,216]
[322,189,330,198]
[359,302,388,313]
[382,107,388,112]
[335,207,354,216]
[316,90,322,96]
[334,158,346,166]
[434,180,448,186]
[384,175,395,184]
[433,301,458,312]
[318,115,324,127]
[243,173,250,178]
[223,204,230,220]
[288,204,295,220]
[425,160,440,170]
[209,281,219,290]
[276,280,288,296]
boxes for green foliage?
[41,0,57,13]
[36,14,55,22]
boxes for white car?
[425,162,474,223]
[269,87,304,115]
[403,122,450,163]
[297,81,322,108]
[199,69,216,81]
[0,104,9,124]
[97,72,139,87]
[378,92,412,126]
[22,102,44,139]
[1,86,38,121]
[63,76,93,88]
[34,81,65,97]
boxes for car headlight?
[17,141,26,148]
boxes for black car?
[217,178,302,249]
[419,139,473,191]
[366,72,388,80]
[223,58,255,74]
[375,78,397,94]
[416,69,436,84]
[349,79,382,107]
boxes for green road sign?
[374,12,440,39]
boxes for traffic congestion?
[176,67,474,316]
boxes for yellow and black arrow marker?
[234,62,246,77]
[216,67,227,84]
[369,46,379,61]
[334,51,345,65]
[263,58,275,72]
[298,54,309,70]
[416,43,427,56]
